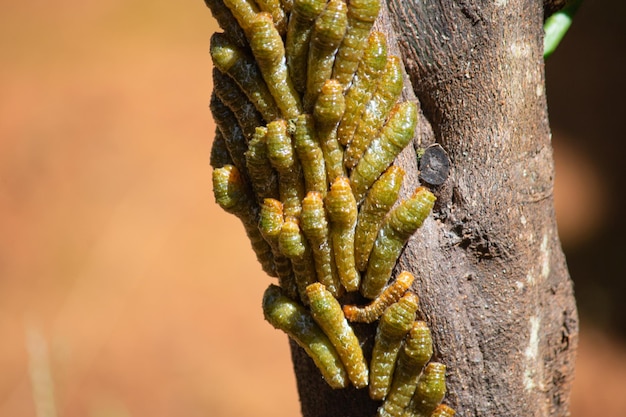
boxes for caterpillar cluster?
[205,0,454,416]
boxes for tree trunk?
[291,1,579,416]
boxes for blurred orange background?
[0,1,624,417]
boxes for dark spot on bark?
[419,144,451,186]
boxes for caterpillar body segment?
[402,362,447,417]
[377,321,433,417]
[369,293,420,400]
[332,0,381,90]
[344,56,405,170]
[325,177,359,292]
[337,31,388,147]
[350,101,418,203]
[343,271,415,324]
[306,282,368,388]
[263,284,349,389]
[362,187,435,299]
[285,0,328,93]
[354,165,404,272]
[249,13,303,119]
[303,0,348,111]
[301,192,342,297]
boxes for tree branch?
[291,1,578,415]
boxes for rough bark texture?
[291,1,579,416]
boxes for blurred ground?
[0,1,624,416]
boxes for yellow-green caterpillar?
[362,187,435,299]
[332,0,381,90]
[377,321,433,417]
[222,0,260,37]
[262,284,348,389]
[369,293,419,400]
[337,30,388,147]
[285,0,327,93]
[403,362,447,417]
[344,55,404,170]
[279,216,318,303]
[306,282,369,388]
[266,119,305,218]
[354,165,405,272]
[343,271,415,324]
[245,127,280,201]
[429,405,456,417]
[259,198,298,299]
[314,79,347,184]
[350,101,418,202]
[249,13,303,119]
[256,0,288,35]
[303,0,348,110]
[325,177,359,292]
[293,114,328,197]
[301,191,342,298]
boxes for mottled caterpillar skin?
[300,192,342,298]
[362,187,436,299]
[212,68,264,140]
[222,0,260,36]
[210,33,281,121]
[259,199,298,299]
[258,198,284,248]
[337,31,388,147]
[306,282,369,388]
[350,101,418,203]
[279,217,318,303]
[245,127,280,201]
[354,165,404,272]
[212,165,276,276]
[314,79,347,184]
[378,321,433,417]
[343,271,415,323]
[248,14,302,120]
[285,0,327,93]
[266,119,305,218]
[403,362,447,417]
[344,56,404,170]
[262,284,348,389]
[203,0,248,49]
[332,0,381,90]
[249,13,303,120]
[369,293,419,400]
[255,0,288,35]
[210,129,234,168]
[210,94,249,178]
[303,0,348,110]
[325,177,360,292]
[429,405,456,417]
[293,115,327,197]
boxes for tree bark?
[291,1,578,416]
